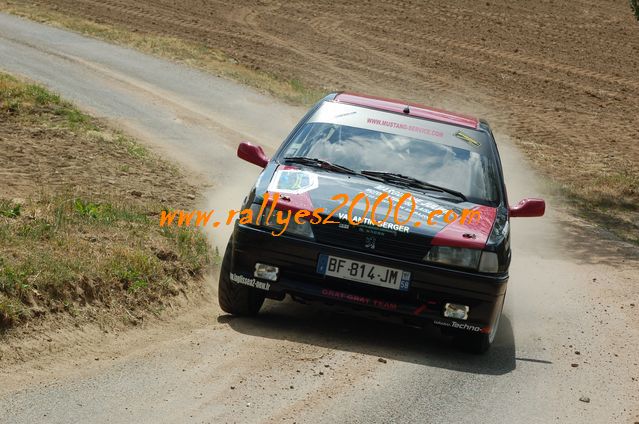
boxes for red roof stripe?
[334,92,479,129]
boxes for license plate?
[316,255,411,291]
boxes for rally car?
[218,92,545,353]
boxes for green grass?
[0,73,95,130]
[0,194,211,328]
[160,226,211,271]
[72,199,148,224]
[0,199,21,218]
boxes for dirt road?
[0,13,637,424]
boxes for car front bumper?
[228,224,508,334]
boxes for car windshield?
[280,109,501,204]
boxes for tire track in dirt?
[88,0,287,79]
[230,5,373,90]
[304,16,474,102]
[72,0,348,87]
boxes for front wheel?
[217,242,265,316]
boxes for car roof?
[333,92,479,130]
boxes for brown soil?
[12,0,639,242]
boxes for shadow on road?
[219,299,517,376]
[553,207,639,267]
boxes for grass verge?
[0,73,211,330]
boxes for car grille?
[312,223,430,262]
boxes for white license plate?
[316,255,411,291]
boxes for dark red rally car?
[218,92,545,353]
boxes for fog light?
[443,303,469,320]
[254,263,279,281]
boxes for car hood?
[254,165,498,249]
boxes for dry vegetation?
[0,73,211,331]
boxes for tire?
[217,242,265,316]
[456,303,503,354]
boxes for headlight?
[425,247,500,273]
[424,246,481,270]
[249,203,314,239]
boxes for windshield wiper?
[283,156,357,175]
[360,170,467,201]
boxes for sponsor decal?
[229,273,271,290]
[365,117,444,138]
[454,130,481,147]
[320,288,398,311]
[338,212,410,233]
[267,169,319,194]
[433,319,485,333]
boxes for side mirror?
[237,142,269,168]
[509,198,545,218]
